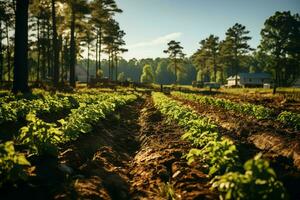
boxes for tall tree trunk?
[52,0,59,87]
[63,38,69,82]
[234,55,238,86]
[87,43,89,84]
[12,0,30,93]
[111,51,114,80]
[61,41,64,83]
[213,55,217,82]
[6,22,11,82]
[41,20,46,80]
[234,39,239,86]
[0,21,3,84]
[69,6,76,87]
[273,59,279,95]
[98,28,102,70]
[59,35,63,82]
[108,51,111,80]
[95,32,98,78]
[115,53,118,81]
[47,22,51,78]
[36,18,40,82]
[174,59,177,84]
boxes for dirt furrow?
[53,98,144,200]
[172,95,300,199]
[172,95,300,165]
[2,96,218,200]
[129,98,216,200]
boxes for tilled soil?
[55,96,217,199]
[172,95,300,164]
[1,96,217,200]
[172,95,300,199]
[129,99,216,200]
[53,98,144,199]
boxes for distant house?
[227,72,272,87]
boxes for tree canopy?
[260,11,300,93]
[163,40,186,84]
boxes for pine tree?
[51,0,59,87]
[67,0,89,87]
[260,11,300,94]
[205,35,219,82]
[163,40,185,84]
[12,0,30,93]
[192,36,220,83]
[90,0,122,78]
[224,23,252,86]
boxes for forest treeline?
[0,0,126,93]
[0,0,299,93]
[116,11,299,90]
[78,58,197,85]
[80,11,300,89]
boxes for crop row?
[0,92,119,125]
[0,95,74,125]
[18,93,138,156]
[0,89,51,103]
[172,92,300,130]
[0,92,138,187]
[152,92,287,199]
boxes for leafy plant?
[277,111,300,130]
[211,153,287,200]
[0,141,30,187]
[185,139,240,176]
[17,93,138,156]
[172,92,274,120]
[153,92,286,198]
[18,113,62,156]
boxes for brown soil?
[129,99,216,200]
[53,98,144,200]
[172,95,300,199]
[172,95,300,163]
[1,96,217,200]
[55,96,217,200]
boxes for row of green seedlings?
[0,92,110,186]
[0,95,75,125]
[0,91,117,125]
[172,92,300,130]
[152,92,287,200]
[0,89,52,103]
[0,93,138,187]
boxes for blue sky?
[114,0,300,60]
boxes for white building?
[227,73,272,87]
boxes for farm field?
[0,88,299,200]
[1,0,300,199]
[213,90,300,114]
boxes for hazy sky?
[113,0,300,60]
